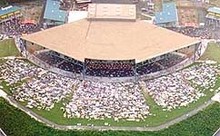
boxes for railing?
[26,52,196,82]
[139,57,195,81]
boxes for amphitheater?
[0,3,216,128]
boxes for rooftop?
[88,3,136,20]
[0,5,21,16]
[43,0,67,22]
[155,2,178,24]
[22,19,199,62]
[207,7,220,14]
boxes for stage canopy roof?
[22,19,199,63]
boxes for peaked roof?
[22,19,199,62]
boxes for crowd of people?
[1,17,40,37]
[60,0,91,11]
[0,0,220,124]
[0,59,42,84]
[35,51,187,77]
[136,53,186,75]
[0,59,79,110]
[0,58,219,121]
[168,26,220,40]
[35,51,64,65]
[146,63,217,110]
[35,51,84,74]
[0,58,149,120]
[85,59,135,77]
[64,81,149,120]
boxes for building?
[20,4,200,81]
[0,5,21,23]
[154,2,178,27]
[43,0,68,26]
[206,7,220,27]
[21,19,198,62]
[87,4,136,20]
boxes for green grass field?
[29,76,219,127]
[1,97,220,136]
[0,39,20,57]
[200,43,220,63]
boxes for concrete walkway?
[213,127,220,136]
[0,89,214,132]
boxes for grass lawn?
[0,81,13,95]
[200,43,220,63]
[1,97,220,136]
[0,39,20,57]
[140,77,220,126]
[25,73,220,127]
